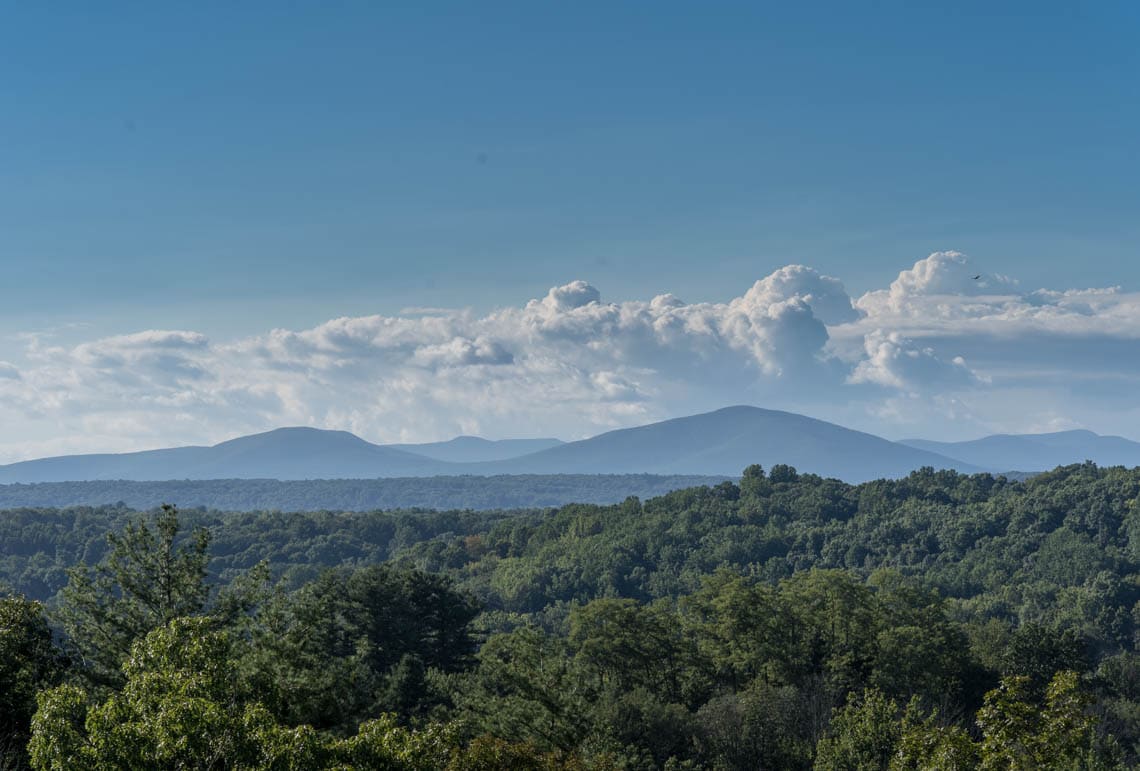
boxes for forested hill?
[0,473,726,511]
[1,461,1138,617]
[5,461,1140,768]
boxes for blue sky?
[2,2,1140,458]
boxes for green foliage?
[28,618,468,771]
[0,475,726,513]
[1000,624,1090,689]
[680,571,801,689]
[57,504,210,686]
[569,599,691,702]
[892,710,979,771]
[449,735,590,770]
[0,596,62,769]
[975,671,1116,770]
[8,464,1140,766]
[243,563,480,731]
[814,689,902,771]
[30,618,295,770]
[739,464,771,501]
[458,627,596,752]
[693,684,816,770]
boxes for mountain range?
[901,430,1140,472]
[1,406,1137,486]
[465,407,982,478]
[387,436,564,463]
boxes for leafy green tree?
[29,618,316,770]
[891,704,979,770]
[568,598,691,702]
[448,735,591,770]
[29,617,465,771]
[0,596,63,768]
[57,504,210,686]
[457,627,597,753]
[867,571,983,706]
[814,689,901,771]
[976,671,1118,770]
[680,571,802,690]
[769,464,799,484]
[782,570,879,696]
[1093,651,1140,761]
[333,714,458,771]
[740,464,772,502]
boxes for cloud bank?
[3,251,1140,461]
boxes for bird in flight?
[972,274,981,280]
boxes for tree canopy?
[4,463,1140,767]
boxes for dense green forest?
[3,462,1140,768]
[0,474,726,512]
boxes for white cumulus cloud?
[2,253,1140,461]
[848,330,982,392]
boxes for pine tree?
[58,504,210,686]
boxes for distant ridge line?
[1,405,1134,485]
